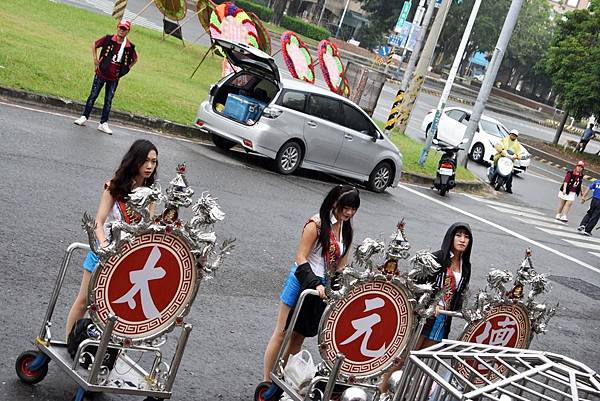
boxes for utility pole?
[393,0,452,135]
[459,0,525,167]
[418,0,482,166]
[384,0,436,132]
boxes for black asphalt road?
[1,100,599,400]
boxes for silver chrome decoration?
[83,163,235,280]
[461,248,557,334]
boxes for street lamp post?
[418,0,482,166]
[335,0,351,38]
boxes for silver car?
[195,39,403,192]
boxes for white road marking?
[536,227,600,244]
[527,170,562,184]
[512,217,571,231]
[82,0,161,30]
[487,205,558,222]
[528,163,568,179]
[590,252,600,258]
[562,240,600,252]
[398,184,600,275]
[463,194,543,214]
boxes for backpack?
[67,318,119,370]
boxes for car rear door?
[303,94,345,167]
[438,109,468,145]
[334,102,378,175]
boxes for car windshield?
[481,120,507,137]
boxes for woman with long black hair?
[65,139,158,337]
[261,185,361,385]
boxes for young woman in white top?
[261,185,361,384]
[65,139,158,338]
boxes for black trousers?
[580,198,600,234]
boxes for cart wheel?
[15,350,48,384]
[254,381,283,401]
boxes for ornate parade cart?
[255,222,445,401]
[15,165,234,401]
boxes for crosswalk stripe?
[463,195,543,214]
[590,252,600,259]
[487,206,557,222]
[563,239,600,251]
[512,217,571,231]
[536,227,600,244]
[83,0,161,30]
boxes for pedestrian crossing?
[82,0,162,31]
[465,194,600,260]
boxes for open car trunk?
[212,71,279,125]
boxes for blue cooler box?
[223,93,267,124]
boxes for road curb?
[525,146,599,181]
[0,85,211,142]
[401,171,488,193]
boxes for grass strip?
[0,0,222,124]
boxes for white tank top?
[306,215,344,278]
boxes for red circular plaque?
[458,303,531,383]
[90,232,197,341]
[319,280,413,378]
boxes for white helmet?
[509,129,519,137]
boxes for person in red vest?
[74,19,137,135]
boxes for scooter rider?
[490,129,522,194]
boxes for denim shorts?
[279,263,325,307]
[83,251,99,273]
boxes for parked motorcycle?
[432,138,468,197]
[487,149,516,192]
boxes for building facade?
[548,0,590,14]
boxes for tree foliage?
[541,8,600,119]
[355,0,403,48]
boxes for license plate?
[439,168,453,176]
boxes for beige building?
[296,0,368,39]
[548,0,590,14]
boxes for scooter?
[487,149,516,192]
[432,138,468,197]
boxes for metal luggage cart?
[391,340,600,401]
[15,164,234,401]
[15,242,191,401]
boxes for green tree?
[355,0,403,49]
[542,8,600,142]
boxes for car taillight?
[441,162,454,169]
[262,107,282,119]
[195,119,204,127]
[243,139,253,149]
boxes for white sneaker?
[577,225,585,231]
[97,122,113,135]
[555,214,561,220]
[74,116,87,126]
[559,215,568,222]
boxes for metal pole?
[383,0,436,133]
[418,0,482,166]
[318,0,328,25]
[335,0,351,38]
[400,0,436,91]
[459,0,525,167]
[88,315,117,384]
[394,0,452,135]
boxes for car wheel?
[469,143,485,163]
[275,141,302,175]
[368,162,393,193]
[211,134,236,150]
